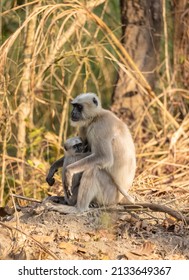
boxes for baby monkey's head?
[64,137,87,156]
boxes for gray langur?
[47,93,136,214]
[46,137,89,205]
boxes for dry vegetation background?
[0,0,189,260]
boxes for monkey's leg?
[46,169,98,214]
[96,169,123,205]
[45,173,81,207]
[46,169,121,214]
[76,169,99,211]
[66,184,78,206]
[62,171,82,205]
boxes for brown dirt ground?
[0,186,189,260]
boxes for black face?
[71,103,83,122]
[64,141,84,153]
[73,142,84,153]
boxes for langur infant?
[46,137,89,205]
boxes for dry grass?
[1,0,120,202]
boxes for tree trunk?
[112,0,162,125]
[0,0,2,46]
[173,0,189,89]
[17,4,37,184]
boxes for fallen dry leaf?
[139,241,156,256]
[68,231,80,240]
[58,241,77,254]
[125,251,142,260]
[82,233,92,242]
[31,234,54,243]
[162,217,177,228]
[129,241,156,259]
[94,229,115,241]
[98,249,110,260]
[77,247,87,254]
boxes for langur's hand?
[65,167,73,195]
[46,168,58,186]
[46,176,55,186]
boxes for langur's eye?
[77,104,83,112]
[73,144,78,149]
[77,143,83,147]
[93,97,98,106]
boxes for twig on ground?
[0,221,59,260]
[11,194,41,203]
[11,194,189,224]
[122,203,189,224]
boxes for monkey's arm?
[68,143,112,172]
[46,157,64,186]
[65,140,113,189]
[62,151,91,198]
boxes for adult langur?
[47,93,136,213]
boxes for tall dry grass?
[0,0,121,205]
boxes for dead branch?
[0,221,59,260]
[122,203,189,224]
[11,194,41,203]
[10,194,189,224]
